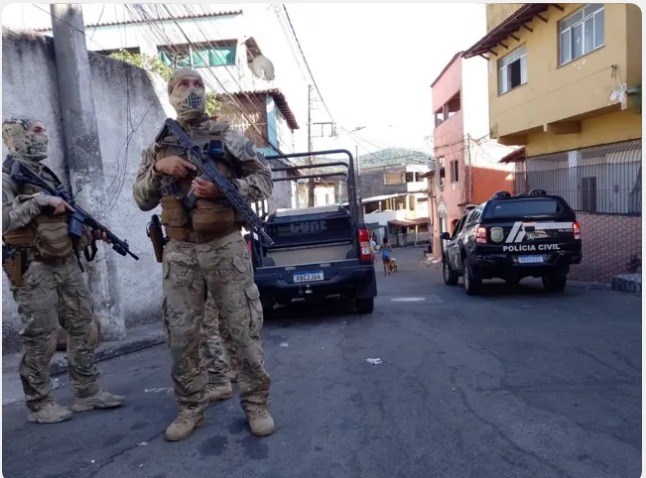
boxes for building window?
[158,41,237,69]
[434,92,461,127]
[450,160,459,183]
[559,4,604,65]
[384,172,405,185]
[434,108,444,127]
[447,93,460,119]
[498,45,527,94]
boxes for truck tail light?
[475,225,488,244]
[573,221,581,240]
[358,228,372,263]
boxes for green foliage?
[206,92,221,117]
[108,50,173,81]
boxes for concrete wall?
[2,31,173,351]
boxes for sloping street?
[3,247,641,478]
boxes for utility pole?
[50,4,125,340]
[307,84,315,207]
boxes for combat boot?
[71,389,125,412]
[27,400,73,424]
[165,407,205,442]
[205,382,233,403]
[246,407,275,437]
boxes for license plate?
[293,271,324,283]
[518,255,544,264]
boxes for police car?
[440,190,582,295]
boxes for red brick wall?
[570,212,642,281]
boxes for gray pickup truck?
[247,150,377,314]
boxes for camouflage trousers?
[200,292,239,385]
[162,231,270,412]
[9,255,100,411]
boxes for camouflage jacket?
[133,119,273,212]
[2,157,92,249]
[2,157,58,232]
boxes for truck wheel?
[542,273,567,292]
[463,260,482,295]
[356,298,374,314]
[443,257,458,285]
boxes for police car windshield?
[486,198,561,219]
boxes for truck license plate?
[293,271,324,283]
[518,255,544,264]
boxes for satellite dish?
[609,83,627,107]
[250,55,275,81]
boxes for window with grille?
[559,4,604,66]
[158,41,237,69]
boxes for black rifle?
[9,161,139,261]
[155,118,274,246]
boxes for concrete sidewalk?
[2,322,165,406]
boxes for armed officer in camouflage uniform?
[2,117,125,424]
[133,69,274,441]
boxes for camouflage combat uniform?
[201,292,239,387]
[133,68,274,440]
[2,118,124,422]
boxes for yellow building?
[464,3,642,282]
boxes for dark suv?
[440,190,582,295]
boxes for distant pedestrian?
[381,238,393,275]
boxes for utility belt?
[1,244,72,288]
[164,224,241,244]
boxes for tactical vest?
[157,121,243,244]
[2,157,74,260]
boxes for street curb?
[567,280,611,291]
[610,274,642,294]
[49,331,166,376]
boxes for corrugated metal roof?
[220,89,300,131]
[463,4,553,58]
[34,9,242,32]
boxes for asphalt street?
[2,247,641,478]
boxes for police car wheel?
[443,258,458,285]
[542,273,567,292]
[463,260,481,295]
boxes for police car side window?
[466,210,481,226]
[453,215,467,238]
